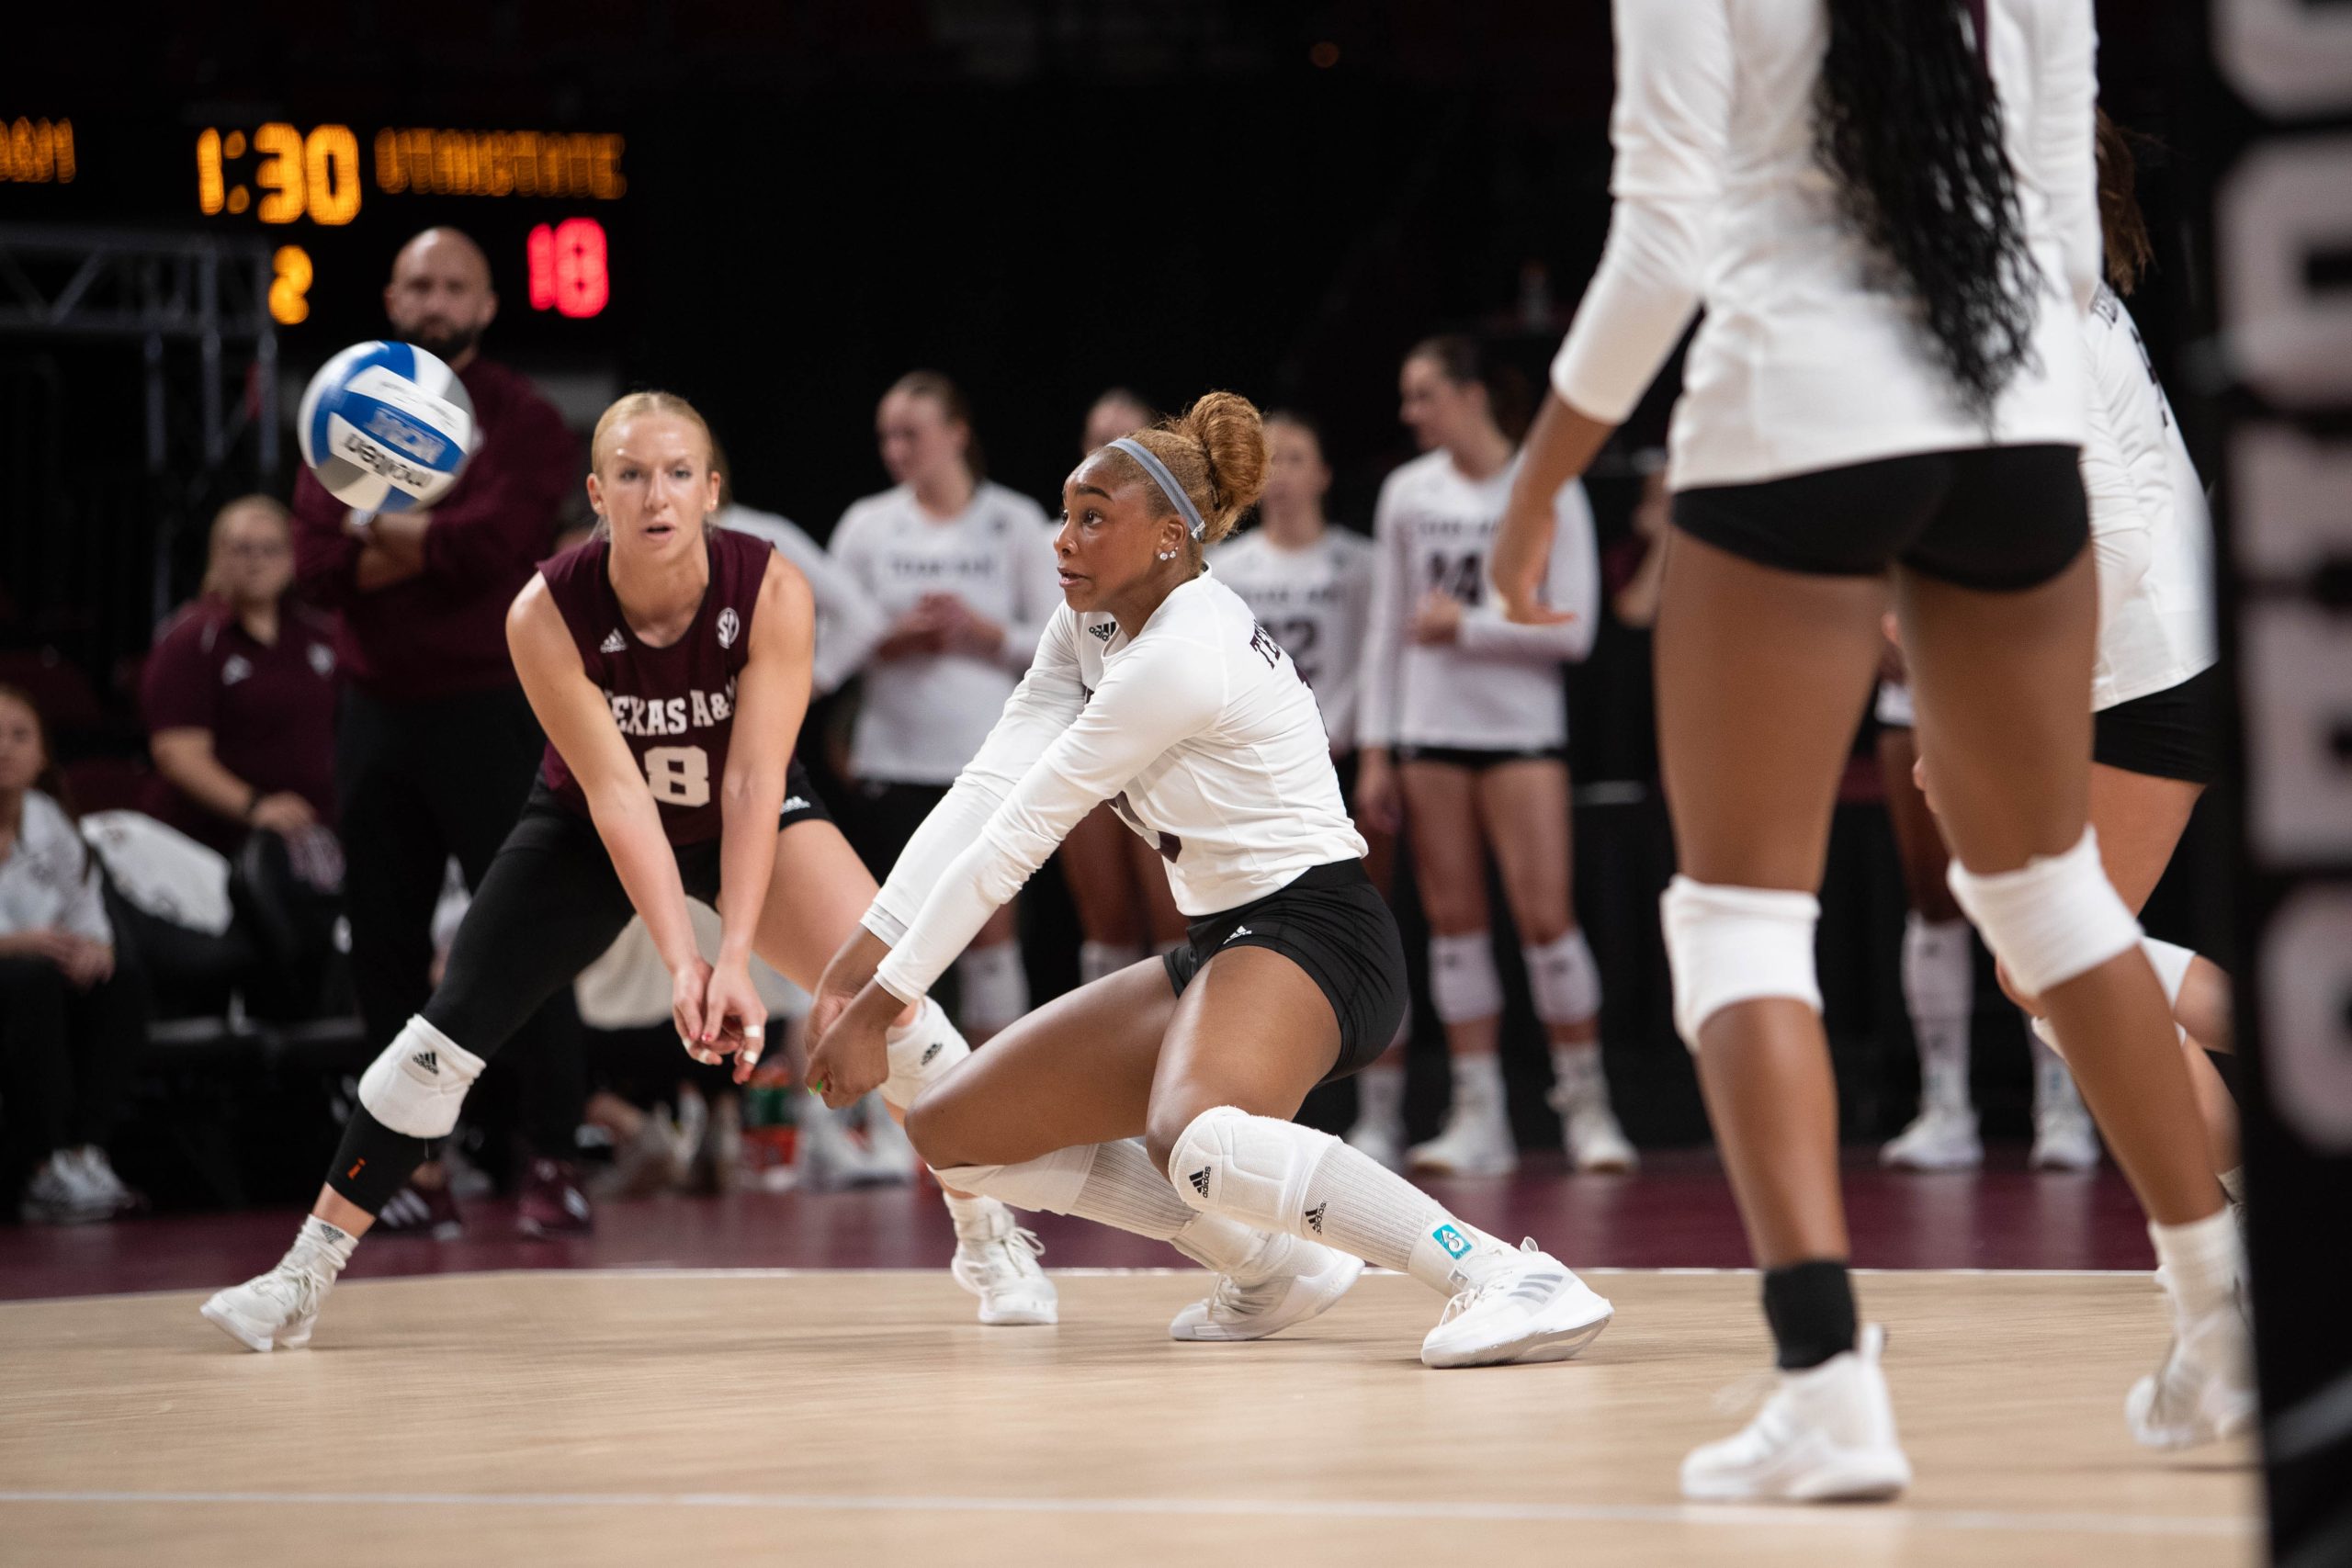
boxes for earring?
[1157,548,1177,560]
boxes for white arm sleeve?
[746,513,888,695]
[874,633,1227,1001]
[1457,481,1602,663]
[862,613,1086,945]
[1548,0,1728,422]
[997,505,1062,676]
[2030,0,2102,312]
[2081,372,2155,641]
[1354,476,1411,750]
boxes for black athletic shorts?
[1394,744,1566,770]
[1673,445,2088,590]
[847,780,950,885]
[2093,667,2222,785]
[1160,860,1408,1086]
[421,761,831,1054]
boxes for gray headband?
[1107,436,1206,540]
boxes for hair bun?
[1176,390,1267,545]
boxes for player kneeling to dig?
[809,392,1611,1365]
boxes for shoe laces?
[960,1226,1046,1287]
[1436,1238,1557,1327]
[258,1262,325,1320]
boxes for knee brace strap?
[356,1016,485,1139]
[881,998,973,1111]
[1523,931,1602,1026]
[1660,876,1822,1052]
[1947,829,2140,998]
[932,1143,1095,1215]
[2142,938,2196,1009]
[1429,932,1504,1024]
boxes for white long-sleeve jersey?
[829,480,1061,784]
[1209,525,1377,752]
[2080,287,2216,711]
[1356,450,1600,752]
[865,573,1367,1002]
[714,503,886,697]
[1550,0,2099,489]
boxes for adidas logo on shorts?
[412,1050,439,1075]
[1188,1167,1213,1198]
[781,795,810,812]
[1304,1201,1327,1234]
[600,629,628,654]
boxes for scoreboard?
[0,111,633,348]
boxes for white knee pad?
[1659,876,1822,1052]
[1946,829,2141,998]
[933,1144,1095,1215]
[1522,931,1601,1026]
[1429,932,1504,1024]
[956,942,1028,1032]
[2031,935,2198,1053]
[1078,940,1145,987]
[2142,938,2196,1010]
[1165,1105,1330,1218]
[356,1015,485,1139]
[881,997,972,1111]
[1900,914,1974,1020]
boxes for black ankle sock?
[1762,1259,1857,1371]
[324,1107,434,1215]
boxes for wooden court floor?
[0,1269,2256,1567]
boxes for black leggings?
[325,778,828,1212]
[0,956,147,1160]
[1672,445,2088,590]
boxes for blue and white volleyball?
[297,341,476,513]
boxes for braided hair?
[1814,0,2041,422]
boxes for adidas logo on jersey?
[412,1050,439,1075]
[1188,1167,1213,1198]
[1304,1202,1327,1235]
[599,629,628,654]
[1089,622,1116,642]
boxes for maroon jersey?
[537,527,773,845]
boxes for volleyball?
[296,340,477,513]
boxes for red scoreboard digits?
[527,218,610,319]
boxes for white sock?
[1353,1061,1406,1131]
[2030,1033,2084,1117]
[290,1215,356,1279]
[956,942,1029,1033]
[1903,914,1973,1114]
[1078,940,1145,987]
[2150,1209,2242,1325]
[935,1138,1280,1276]
[1169,1107,1514,1295]
[1548,1043,1608,1108]
[1450,1052,1506,1111]
[942,1192,1011,1244]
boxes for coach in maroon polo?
[289,227,591,1237]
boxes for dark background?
[0,0,2233,1152]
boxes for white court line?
[0,1489,2253,1538]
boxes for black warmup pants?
[335,684,584,1158]
[0,956,148,1158]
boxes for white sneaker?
[1170,1236,1364,1342]
[1419,1239,1613,1369]
[952,1224,1058,1325]
[201,1263,333,1352]
[857,1094,921,1182]
[2030,1105,2101,1170]
[1343,1116,1406,1172]
[17,1157,109,1225]
[1408,1101,1518,1178]
[1558,1100,1638,1173]
[2128,1303,2256,1450]
[795,1098,903,1192]
[1681,1325,1913,1502]
[68,1147,137,1213]
[1880,1105,1983,1170]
